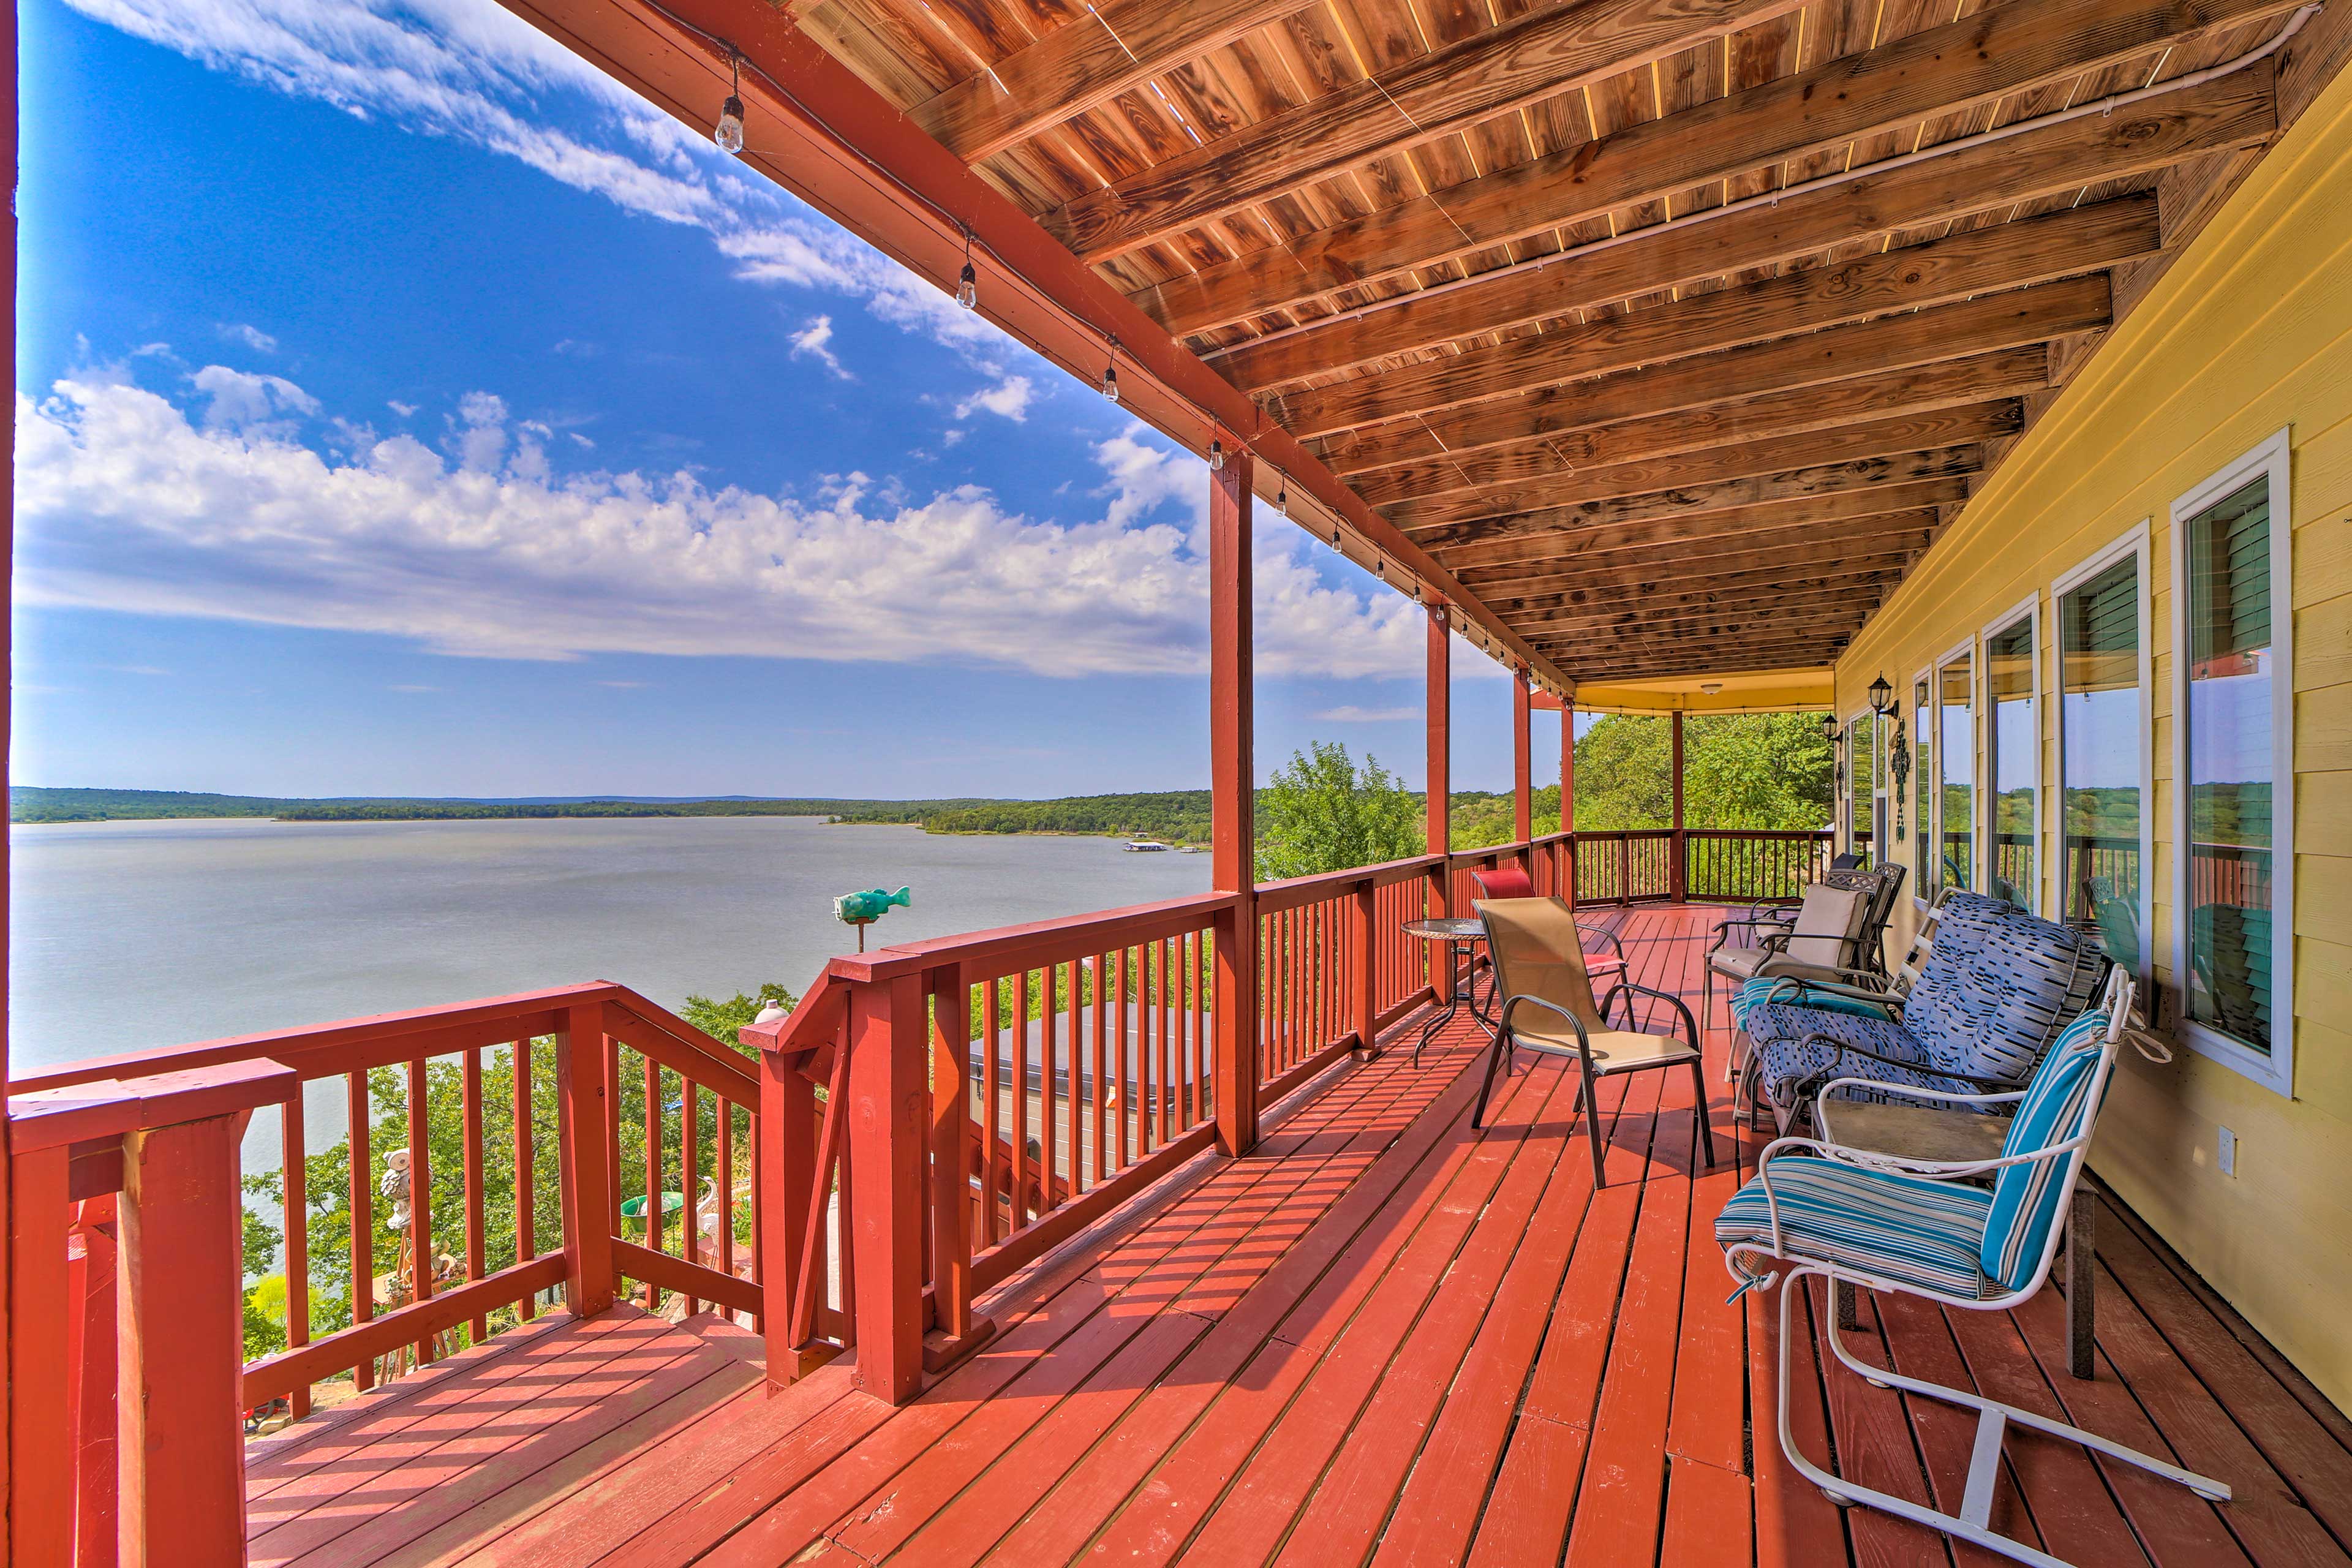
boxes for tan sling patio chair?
[1474,896,1718,1188]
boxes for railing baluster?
[463,1046,486,1345]
[1091,951,1109,1186]
[285,1091,311,1419]
[1039,965,1058,1216]
[643,1051,662,1309]
[347,1069,374,1390]
[930,971,973,1341]
[981,976,1001,1246]
[514,1036,535,1319]
[1114,948,1131,1172]
[684,1074,702,1317]
[405,1058,435,1368]
[716,1072,734,1307]
[1012,970,1031,1227]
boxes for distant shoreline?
[9,786,1215,845]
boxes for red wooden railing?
[9,982,786,1561]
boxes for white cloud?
[1313,706,1418,723]
[17,375,1425,681]
[954,375,1034,424]
[64,0,1018,366]
[790,316,850,380]
[191,364,318,435]
[217,322,277,353]
[388,400,418,418]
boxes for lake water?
[8,815,1212,1171]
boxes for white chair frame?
[1720,970,2232,1568]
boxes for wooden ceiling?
[779,0,2342,683]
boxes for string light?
[1209,438,1226,472]
[1275,476,1287,516]
[956,228,978,310]
[714,53,746,154]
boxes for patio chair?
[1705,865,1902,1079]
[1713,968,2230,1568]
[1473,896,1716,1186]
[1469,865,1627,988]
[1735,892,2107,1135]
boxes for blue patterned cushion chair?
[1738,892,2107,1133]
[1713,970,2233,1568]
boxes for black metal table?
[1401,916,1497,1065]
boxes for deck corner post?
[1425,605,1450,913]
[846,972,927,1404]
[1512,666,1532,851]
[556,1001,617,1319]
[1670,709,1689,904]
[113,1116,249,1567]
[1209,441,1261,1158]
[757,1035,817,1386]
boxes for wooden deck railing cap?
[8,1057,300,1152]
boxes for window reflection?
[2059,555,2142,973]
[1986,615,2037,911]
[2184,476,2275,1054]
[1939,653,1974,895]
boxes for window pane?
[1913,678,1931,894]
[1847,714,1875,867]
[2185,475,2275,1054]
[1987,614,2037,910]
[2059,555,2142,972]
[1939,655,1973,894]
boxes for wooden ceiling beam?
[1468,514,1947,587]
[1332,274,2111,463]
[1444,490,1951,575]
[1524,604,1876,644]
[1139,0,2285,340]
[1338,349,2046,493]
[1283,222,2131,440]
[1539,633,1857,673]
[1389,403,2019,530]
[1234,192,2157,401]
[1409,445,1980,548]
[1463,535,1930,598]
[907,0,1314,164]
[1039,0,1812,262]
[1490,565,1909,622]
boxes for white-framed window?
[1983,596,2041,913]
[2052,522,2152,989]
[2169,429,2294,1095]
[1910,669,1933,905]
[1935,640,1977,899]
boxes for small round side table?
[1400,916,1498,1065]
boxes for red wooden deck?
[244,903,2352,1568]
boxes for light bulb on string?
[1275,478,1287,516]
[714,53,746,154]
[956,229,978,310]
[1209,439,1225,472]
[1101,338,1119,402]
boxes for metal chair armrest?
[1498,992,1591,1055]
[1599,981,1702,1049]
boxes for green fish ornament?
[835,886,912,925]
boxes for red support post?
[113,1115,251,1567]
[9,1146,73,1567]
[1671,709,1689,904]
[556,1002,616,1319]
[846,972,927,1403]
[757,1036,817,1384]
[1512,668,1532,848]
[927,973,973,1341]
[1209,442,1260,1158]
[1426,605,1450,908]
[1561,699,1577,901]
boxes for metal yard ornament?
[835,885,912,951]
[1889,718,1910,841]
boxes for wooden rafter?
[1389,404,2019,530]
[1039,0,1814,262]
[1340,350,2048,494]
[1136,0,2290,339]
[1448,513,1937,580]
[907,0,1313,164]
[1323,273,2113,462]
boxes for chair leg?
[1771,1269,2233,1568]
[1687,1058,1717,1173]
[1469,1028,1509,1130]
[1581,1061,1608,1188]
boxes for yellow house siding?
[1833,53,2352,1410]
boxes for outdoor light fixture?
[1275,478,1287,516]
[1869,673,1896,716]
[956,230,978,310]
[1820,712,1839,744]
[1209,439,1226,472]
[714,55,746,154]
[1700,682,1724,695]
[1101,361,1118,403]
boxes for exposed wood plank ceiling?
[785,0,2345,682]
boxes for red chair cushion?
[1471,867,1536,900]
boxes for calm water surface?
[9,815,1211,1170]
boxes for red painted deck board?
[242,903,2352,1568]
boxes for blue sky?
[12,0,1539,800]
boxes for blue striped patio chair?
[1734,891,2106,1133]
[1713,968,2231,1567]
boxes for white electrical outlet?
[2217,1125,2237,1177]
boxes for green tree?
[1570,716,1674,829]
[1254,742,1423,880]
[1564,712,1831,831]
